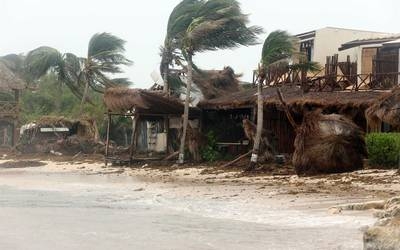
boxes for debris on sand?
[330,196,400,250]
[17,116,104,155]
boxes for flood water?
[0,168,374,250]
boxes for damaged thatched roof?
[0,62,25,91]
[365,87,400,126]
[192,67,241,100]
[199,85,388,111]
[104,87,200,115]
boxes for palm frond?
[25,46,64,80]
[261,30,297,67]
[183,0,263,54]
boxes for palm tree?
[160,0,202,94]
[176,0,263,163]
[248,30,320,170]
[25,33,132,113]
[248,30,296,169]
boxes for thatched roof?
[199,85,388,111]
[104,87,200,115]
[192,67,240,100]
[365,87,400,126]
[0,62,25,91]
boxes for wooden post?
[105,113,111,166]
[164,115,170,154]
[13,89,20,148]
[129,114,139,166]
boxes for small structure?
[103,87,201,164]
[199,85,387,154]
[18,116,100,154]
[0,62,25,147]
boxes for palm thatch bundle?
[292,110,367,175]
[192,66,241,99]
[365,87,400,131]
[276,89,366,175]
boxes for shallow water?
[0,169,373,250]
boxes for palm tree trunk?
[79,81,89,115]
[162,65,169,95]
[178,54,193,164]
[248,81,263,170]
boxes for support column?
[129,114,139,166]
[105,113,111,166]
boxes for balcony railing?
[0,101,19,116]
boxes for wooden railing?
[0,101,19,116]
[254,70,400,92]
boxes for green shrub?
[200,131,221,162]
[366,133,400,168]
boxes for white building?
[295,27,394,67]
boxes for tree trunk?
[178,54,193,164]
[163,66,169,95]
[80,80,89,115]
[248,81,263,170]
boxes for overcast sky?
[1,0,398,88]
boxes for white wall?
[313,27,392,65]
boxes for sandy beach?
[0,156,398,249]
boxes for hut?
[103,87,201,164]
[0,62,25,148]
[18,116,100,154]
[199,85,387,154]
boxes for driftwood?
[163,151,179,160]
[221,151,251,168]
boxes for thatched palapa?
[104,87,200,115]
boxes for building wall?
[313,27,391,66]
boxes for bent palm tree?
[176,0,263,163]
[249,30,296,169]
[160,0,202,94]
[248,30,320,170]
[25,33,132,113]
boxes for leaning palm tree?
[249,30,296,169]
[176,0,263,163]
[25,33,132,113]
[248,30,320,170]
[160,0,202,94]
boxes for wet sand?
[0,158,398,249]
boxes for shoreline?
[1,156,399,249]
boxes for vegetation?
[24,33,132,113]
[200,131,221,162]
[163,0,263,163]
[366,133,400,168]
[20,74,106,128]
